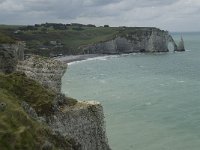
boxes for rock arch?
[167,35,178,52]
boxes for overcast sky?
[0,0,200,31]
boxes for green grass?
[0,25,159,56]
[0,32,15,44]
[0,72,56,115]
[0,72,78,149]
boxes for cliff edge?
[82,28,184,54]
[0,46,110,150]
[17,55,110,150]
[0,25,184,57]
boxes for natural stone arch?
[168,41,175,52]
[167,35,177,52]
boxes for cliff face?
[47,101,110,150]
[177,36,185,51]
[0,42,24,74]
[0,46,17,73]
[0,73,79,150]
[17,56,67,93]
[83,28,181,54]
[16,55,110,150]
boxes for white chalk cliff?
[17,56,111,150]
[82,28,184,54]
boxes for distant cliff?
[82,28,184,54]
[0,25,184,57]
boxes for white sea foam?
[145,102,152,106]
[160,83,167,86]
[68,53,156,66]
[68,55,119,66]
[99,79,106,84]
[177,80,185,83]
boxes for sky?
[0,0,200,32]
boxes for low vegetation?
[0,23,158,56]
[0,72,77,149]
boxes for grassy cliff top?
[0,72,77,149]
[0,72,56,115]
[0,24,161,56]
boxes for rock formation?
[0,46,17,73]
[0,72,80,150]
[177,36,185,51]
[0,42,25,73]
[16,55,111,150]
[0,27,185,150]
[17,56,67,93]
[82,28,184,54]
[47,101,110,150]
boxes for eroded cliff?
[0,42,24,73]
[0,72,79,150]
[16,55,110,150]
[82,28,183,54]
[17,56,67,93]
[47,101,110,150]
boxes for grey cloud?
[0,0,6,3]
[0,0,200,31]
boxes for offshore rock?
[177,36,185,51]
[82,28,178,54]
[17,56,67,93]
[47,101,111,150]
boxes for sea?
[62,32,200,150]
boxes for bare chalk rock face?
[17,56,67,93]
[0,46,17,73]
[47,101,111,150]
[82,28,184,54]
[0,42,24,73]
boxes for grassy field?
[0,24,158,56]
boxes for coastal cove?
[62,32,200,150]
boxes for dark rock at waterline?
[176,36,185,51]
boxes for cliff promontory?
[82,28,181,54]
[0,72,79,149]
[0,46,110,150]
[0,25,184,57]
[16,55,110,150]
[0,25,185,149]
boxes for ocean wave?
[68,52,172,66]
[177,80,185,83]
[68,55,119,66]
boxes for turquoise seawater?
[62,32,200,150]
